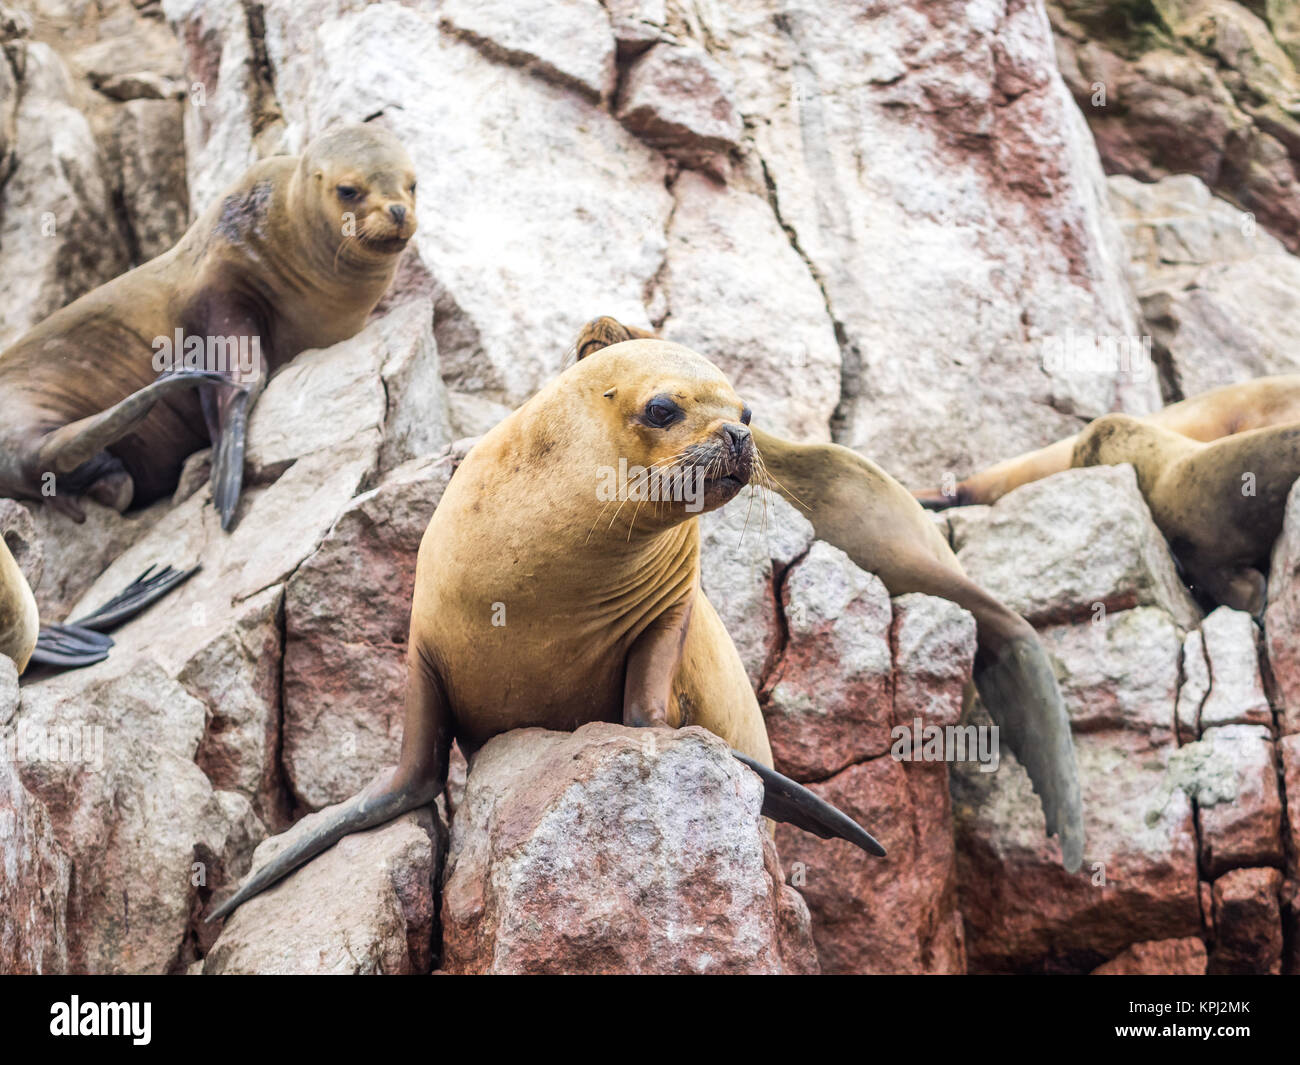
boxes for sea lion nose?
[722,423,751,457]
[389,204,406,225]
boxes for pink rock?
[1283,735,1300,880]
[441,723,817,975]
[1091,936,1207,975]
[616,40,743,174]
[1208,867,1283,975]
[954,729,1200,972]
[0,736,70,974]
[1197,608,1272,730]
[760,543,894,780]
[1185,725,1284,878]
[776,756,964,974]
[1266,480,1300,736]
[890,593,977,733]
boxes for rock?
[15,658,265,973]
[761,542,893,780]
[438,0,616,102]
[203,810,443,975]
[698,492,814,688]
[957,465,1201,630]
[1091,936,1208,975]
[605,0,667,54]
[111,98,190,261]
[1283,735,1300,880]
[0,40,129,350]
[1173,724,1284,878]
[954,729,1200,972]
[282,455,453,810]
[658,170,841,441]
[1208,866,1283,975]
[1265,479,1300,736]
[616,40,743,173]
[1051,0,1300,256]
[890,593,978,733]
[0,728,71,974]
[710,0,1150,486]
[1039,606,1181,737]
[1108,174,1300,399]
[441,723,818,974]
[777,756,966,975]
[1177,627,1210,743]
[1197,608,1272,730]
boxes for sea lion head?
[587,340,755,522]
[297,123,418,265]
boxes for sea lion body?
[920,375,1300,508]
[0,535,38,673]
[1073,413,1300,613]
[0,125,416,523]
[413,340,771,762]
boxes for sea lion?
[571,317,1085,870]
[0,528,38,673]
[915,375,1300,509]
[0,123,417,531]
[209,339,888,921]
[1072,413,1300,616]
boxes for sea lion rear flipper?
[35,370,229,476]
[732,751,886,857]
[70,563,200,632]
[973,638,1084,872]
[29,623,114,670]
[208,385,252,532]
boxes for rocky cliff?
[1,0,1297,974]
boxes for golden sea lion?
[209,338,890,922]
[915,375,1300,509]
[0,123,417,531]
[0,529,38,673]
[1072,413,1300,616]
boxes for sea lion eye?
[740,403,752,425]
[409,181,417,195]
[642,396,682,429]
[336,184,361,201]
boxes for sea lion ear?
[574,316,657,360]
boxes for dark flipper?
[207,776,440,922]
[973,638,1084,872]
[70,564,200,632]
[35,370,228,476]
[209,386,251,532]
[732,751,886,857]
[29,623,114,669]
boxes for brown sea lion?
[0,529,38,673]
[0,123,417,531]
[915,375,1300,509]
[209,339,889,922]
[1072,413,1300,616]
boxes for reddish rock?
[1265,480,1300,736]
[441,724,817,975]
[760,543,893,780]
[1091,936,1207,975]
[1181,725,1284,878]
[954,729,1200,972]
[890,593,977,733]
[1283,735,1300,879]
[776,756,964,975]
[282,456,452,809]
[1208,867,1283,975]
[1198,608,1272,730]
[616,40,742,174]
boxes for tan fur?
[0,535,38,673]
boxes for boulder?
[441,723,818,975]
[1207,866,1284,975]
[1265,479,1300,736]
[1090,936,1208,975]
[203,810,444,975]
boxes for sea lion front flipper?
[29,623,114,670]
[208,384,253,531]
[35,370,228,476]
[732,751,887,857]
[69,564,201,632]
[973,638,1084,872]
